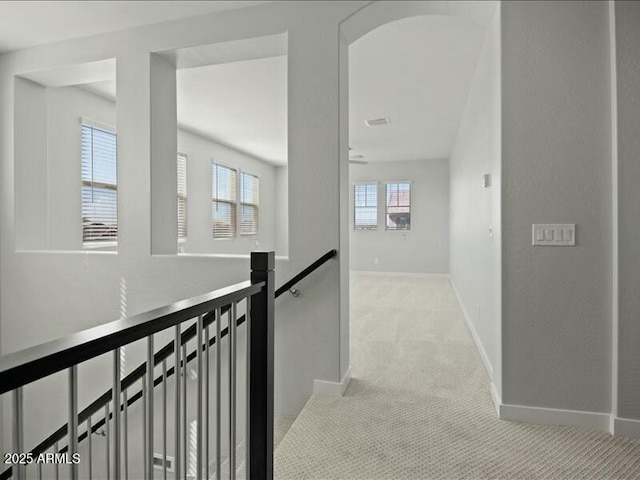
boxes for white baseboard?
[498,403,611,433]
[611,416,640,439]
[313,366,351,396]
[449,279,494,380]
[350,270,450,278]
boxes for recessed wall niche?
[14,59,117,252]
[150,34,289,257]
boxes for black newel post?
[249,251,275,480]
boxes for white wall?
[501,0,611,413]
[449,7,501,394]
[274,165,289,256]
[178,128,277,255]
[349,159,449,274]
[1,0,364,454]
[14,82,280,255]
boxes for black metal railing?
[0,249,337,480]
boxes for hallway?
[274,274,640,479]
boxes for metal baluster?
[142,377,147,480]
[146,335,155,479]
[69,366,79,480]
[229,302,237,480]
[123,389,129,480]
[54,442,60,480]
[113,348,121,479]
[182,341,187,480]
[174,325,182,480]
[245,302,251,479]
[104,402,110,480]
[12,387,25,480]
[87,416,93,480]
[38,461,42,480]
[205,322,210,480]
[215,308,222,480]
[162,358,168,480]
[196,315,204,479]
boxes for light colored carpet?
[274,274,640,479]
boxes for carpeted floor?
[274,274,640,479]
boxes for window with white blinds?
[212,163,237,238]
[177,153,187,240]
[81,124,117,243]
[240,172,259,236]
[354,183,378,230]
[385,182,411,230]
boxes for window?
[177,153,187,240]
[385,182,411,230]
[81,124,117,243]
[240,172,259,236]
[212,163,237,238]
[354,183,378,230]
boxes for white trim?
[490,381,501,417]
[449,279,494,380]
[499,403,610,433]
[608,0,620,421]
[350,270,449,278]
[612,416,640,439]
[80,116,116,134]
[313,366,351,396]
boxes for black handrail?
[0,281,264,395]
[275,249,337,297]
[0,249,336,480]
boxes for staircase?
[0,250,337,480]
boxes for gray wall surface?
[615,0,640,421]
[449,6,501,392]
[349,159,449,274]
[502,0,612,412]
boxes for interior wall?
[501,0,611,413]
[274,165,289,256]
[1,0,364,452]
[449,7,501,393]
[349,159,449,274]
[16,82,279,255]
[614,0,640,422]
[178,128,277,255]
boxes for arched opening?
[336,0,502,428]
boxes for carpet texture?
[274,274,640,479]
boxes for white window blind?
[82,124,117,243]
[212,163,237,238]
[354,183,378,230]
[240,172,259,236]
[177,153,187,239]
[385,182,411,230]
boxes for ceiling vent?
[365,117,391,127]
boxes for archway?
[337,0,501,400]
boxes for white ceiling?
[0,1,269,53]
[2,2,488,166]
[78,54,288,165]
[176,57,287,165]
[349,15,487,163]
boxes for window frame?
[211,161,238,239]
[239,170,260,237]
[384,181,411,231]
[353,182,379,231]
[81,119,118,246]
[177,152,188,241]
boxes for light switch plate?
[532,224,575,246]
